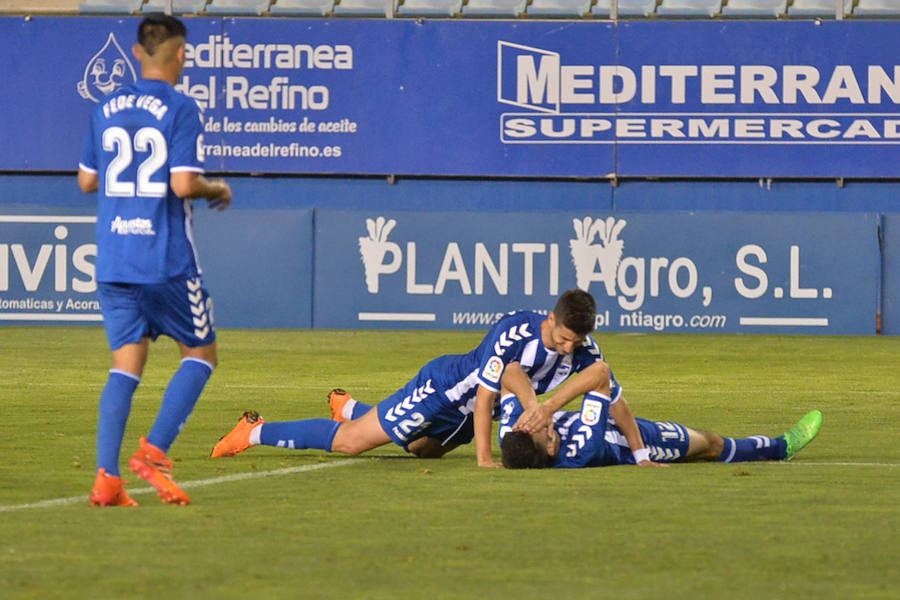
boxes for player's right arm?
[514,361,612,433]
[474,384,501,468]
[78,118,99,194]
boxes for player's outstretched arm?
[474,385,501,468]
[609,396,667,468]
[171,172,232,210]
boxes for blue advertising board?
[2,17,899,178]
[0,203,313,329]
[882,213,900,336]
[0,175,886,333]
[314,210,879,334]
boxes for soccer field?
[1,326,898,599]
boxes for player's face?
[532,424,560,458]
[548,319,584,355]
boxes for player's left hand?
[207,180,231,211]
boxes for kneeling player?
[210,289,659,468]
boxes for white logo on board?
[77,33,137,103]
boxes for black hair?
[553,289,597,336]
[501,430,552,469]
[137,15,187,56]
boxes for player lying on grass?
[212,289,663,468]
[498,387,823,469]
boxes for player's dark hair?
[553,289,597,336]
[501,431,552,469]
[137,15,187,56]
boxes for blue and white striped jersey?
[498,394,691,468]
[80,78,205,284]
[425,310,607,415]
[498,394,619,468]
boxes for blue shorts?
[96,277,216,351]
[377,373,473,451]
[616,418,691,464]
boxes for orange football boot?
[327,388,354,422]
[89,468,138,507]
[210,410,264,458]
[128,437,190,505]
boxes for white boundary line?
[781,461,900,468]
[2,459,898,512]
[0,458,361,513]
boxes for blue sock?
[719,436,787,462]
[259,419,341,451]
[350,401,372,420]
[147,358,213,453]
[97,370,140,476]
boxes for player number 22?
[102,126,168,198]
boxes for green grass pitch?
[1,326,898,599]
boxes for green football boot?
[782,410,823,459]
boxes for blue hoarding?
[2,17,899,178]
[314,210,879,334]
[882,214,900,336]
[0,204,313,329]
[0,176,886,333]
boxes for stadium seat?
[720,0,787,17]
[78,0,143,13]
[591,0,658,17]
[655,0,721,16]
[462,0,528,17]
[526,0,593,17]
[269,0,333,13]
[205,0,270,13]
[1,0,82,12]
[397,0,462,16]
[853,0,900,17]
[332,0,396,15]
[142,0,209,12]
[786,0,852,17]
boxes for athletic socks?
[147,358,213,453]
[718,435,787,462]
[96,370,140,477]
[258,419,341,451]
[343,399,373,421]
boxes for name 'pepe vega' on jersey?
[79,78,206,284]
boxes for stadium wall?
[1,16,898,333]
[0,175,893,334]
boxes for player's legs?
[327,389,464,457]
[682,427,725,461]
[95,284,150,481]
[128,277,216,505]
[212,405,385,457]
[330,409,393,455]
[683,425,787,462]
[407,437,462,458]
[110,339,150,376]
[142,277,217,453]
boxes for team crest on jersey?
[77,33,137,103]
[580,398,604,426]
[481,355,504,384]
